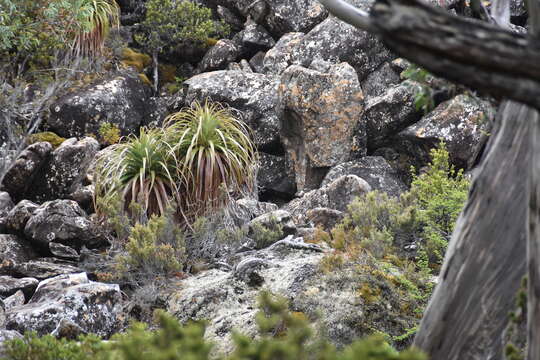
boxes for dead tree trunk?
[412,101,532,359]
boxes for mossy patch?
[158,63,177,84]
[27,132,66,148]
[121,48,152,73]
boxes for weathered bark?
[529,113,540,360]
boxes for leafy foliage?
[165,101,258,220]
[401,64,435,114]
[2,294,426,360]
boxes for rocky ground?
[0,0,501,356]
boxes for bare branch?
[317,0,376,32]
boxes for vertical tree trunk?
[413,101,533,360]
[153,51,159,93]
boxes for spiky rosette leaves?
[72,0,120,57]
[94,127,183,221]
[165,101,258,218]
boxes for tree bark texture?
[413,101,532,360]
[368,0,540,110]
[528,111,540,359]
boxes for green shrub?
[250,216,284,249]
[98,122,121,145]
[115,212,186,280]
[27,132,66,148]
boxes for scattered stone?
[1,143,52,203]
[262,32,305,76]
[0,192,13,217]
[3,290,25,311]
[257,152,296,199]
[2,260,81,280]
[24,200,106,251]
[305,208,344,230]
[51,318,87,340]
[397,94,495,170]
[232,198,278,226]
[49,243,80,261]
[249,51,266,73]
[0,276,39,299]
[6,273,123,337]
[0,234,37,265]
[47,71,154,139]
[233,20,276,59]
[321,156,407,197]
[198,39,240,73]
[279,63,364,191]
[361,62,401,99]
[4,200,39,233]
[285,175,371,224]
[69,185,95,214]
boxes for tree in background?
[135,0,229,92]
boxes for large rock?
[0,276,39,299]
[288,8,392,81]
[262,32,305,76]
[397,94,495,170]
[0,192,13,217]
[279,63,364,191]
[47,72,154,139]
[4,200,39,234]
[232,198,278,226]
[361,62,401,100]
[257,152,296,199]
[364,80,423,151]
[24,200,106,252]
[321,157,407,197]
[0,234,36,265]
[6,273,122,337]
[233,20,276,59]
[28,137,99,203]
[183,71,282,153]
[1,142,52,203]
[197,39,240,73]
[285,175,371,224]
[221,0,327,37]
[1,260,81,281]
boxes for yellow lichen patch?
[357,282,381,304]
[27,132,66,149]
[139,73,152,87]
[159,63,177,83]
[121,48,152,72]
[205,38,219,46]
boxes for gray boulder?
[0,234,36,265]
[364,80,423,150]
[0,299,4,328]
[2,261,81,281]
[232,198,278,226]
[397,94,495,170]
[322,157,407,197]
[305,207,344,230]
[361,62,401,100]
[183,71,281,153]
[24,200,106,251]
[0,276,39,299]
[285,175,371,224]
[198,39,240,73]
[3,291,25,311]
[233,20,276,59]
[0,192,13,218]
[279,63,364,191]
[47,72,154,139]
[248,209,296,237]
[6,273,122,337]
[4,201,39,234]
[29,137,99,203]
[1,142,52,203]
[262,32,305,76]
[257,152,296,199]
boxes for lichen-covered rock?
[3,290,25,311]
[258,152,296,199]
[364,80,423,150]
[321,157,407,197]
[1,142,52,203]
[0,192,13,218]
[288,6,392,81]
[24,200,106,252]
[233,20,276,59]
[197,39,240,73]
[285,175,371,224]
[6,272,122,337]
[0,276,39,299]
[28,137,99,203]
[248,209,296,237]
[69,185,95,214]
[4,201,39,234]
[0,299,4,328]
[305,207,344,230]
[262,32,305,76]
[0,234,37,266]
[279,63,364,191]
[167,240,326,354]
[2,260,81,281]
[183,71,281,153]
[221,0,327,37]
[232,198,278,226]
[49,243,80,261]
[397,94,495,169]
[361,62,401,99]
[46,72,154,139]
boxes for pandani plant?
[93,101,258,225]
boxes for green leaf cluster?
[135,0,230,55]
[401,65,435,114]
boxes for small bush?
[250,216,284,249]
[27,132,66,148]
[98,122,121,145]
